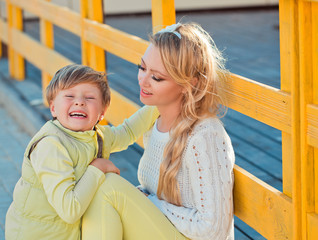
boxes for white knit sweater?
[138,118,235,240]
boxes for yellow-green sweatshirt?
[5,106,158,240]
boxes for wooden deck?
[19,7,280,239]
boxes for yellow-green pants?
[82,173,188,240]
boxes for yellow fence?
[0,0,317,239]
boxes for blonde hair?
[151,22,228,206]
[46,64,111,108]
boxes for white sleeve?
[148,125,235,240]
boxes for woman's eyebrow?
[141,58,168,78]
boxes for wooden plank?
[10,0,82,36]
[85,0,105,72]
[223,74,291,133]
[279,0,302,239]
[11,28,73,76]
[307,104,318,148]
[307,213,318,240]
[299,2,316,240]
[279,0,300,210]
[312,3,318,104]
[234,165,293,240]
[151,0,176,33]
[83,19,149,65]
[40,0,54,105]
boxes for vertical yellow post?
[299,1,316,239]
[312,2,318,217]
[81,0,105,72]
[7,0,24,80]
[151,0,176,33]
[40,0,54,105]
[279,0,301,239]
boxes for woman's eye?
[138,64,146,71]
[152,75,163,82]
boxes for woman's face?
[138,44,184,113]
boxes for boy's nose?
[75,98,85,106]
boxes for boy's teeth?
[70,112,86,117]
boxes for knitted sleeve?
[148,123,235,240]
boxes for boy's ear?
[49,101,57,117]
[100,106,108,121]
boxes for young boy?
[5,64,158,240]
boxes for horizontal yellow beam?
[224,74,291,133]
[83,19,149,65]
[0,18,8,43]
[234,165,293,240]
[11,28,73,76]
[307,104,318,148]
[11,0,81,36]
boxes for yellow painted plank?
[307,104,318,148]
[11,28,73,76]
[11,0,81,36]
[87,0,103,22]
[12,6,24,80]
[151,0,176,33]
[83,20,149,65]
[299,2,315,239]
[80,0,89,66]
[234,165,293,240]
[315,148,318,214]
[86,0,105,72]
[279,0,301,238]
[313,3,318,104]
[223,74,291,133]
[307,213,318,240]
[40,1,54,105]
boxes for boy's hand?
[90,158,120,175]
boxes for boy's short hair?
[46,64,111,108]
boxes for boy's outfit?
[5,106,158,240]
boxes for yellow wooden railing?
[0,0,317,239]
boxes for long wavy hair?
[150,22,228,206]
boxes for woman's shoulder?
[191,117,225,136]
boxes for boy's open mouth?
[69,112,87,118]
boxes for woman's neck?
[157,107,180,133]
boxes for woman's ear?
[191,77,198,87]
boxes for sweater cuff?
[148,194,163,210]
[86,165,106,185]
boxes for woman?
[82,22,235,240]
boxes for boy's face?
[50,83,106,132]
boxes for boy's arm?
[31,136,105,224]
[103,105,159,153]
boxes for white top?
[138,118,235,240]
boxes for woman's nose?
[138,72,150,87]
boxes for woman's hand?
[90,158,120,175]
